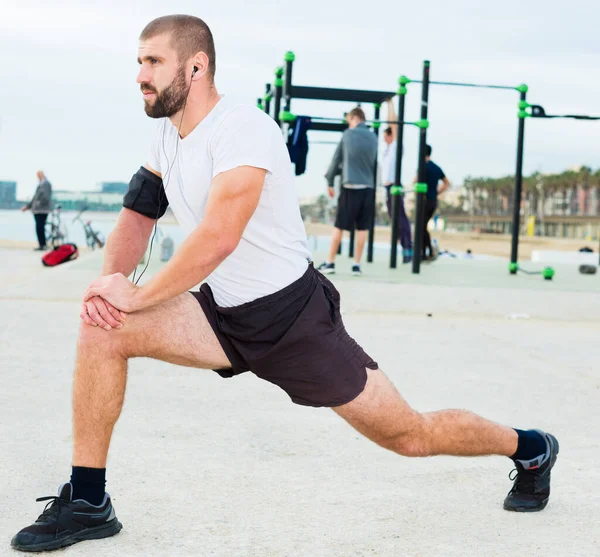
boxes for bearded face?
[141,64,188,118]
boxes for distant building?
[52,190,124,212]
[0,181,18,209]
[100,182,128,194]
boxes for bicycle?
[45,205,68,248]
[72,208,105,250]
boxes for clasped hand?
[80,273,140,330]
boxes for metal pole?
[412,60,430,274]
[264,83,272,116]
[510,85,528,274]
[280,51,296,146]
[274,67,283,127]
[367,103,381,263]
[283,52,294,114]
[390,83,407,268]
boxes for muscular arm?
[82,165,267,313]
[131,166,266,310]
[81,165,159,330]
[103,164,163,276]
[102,208,155,277]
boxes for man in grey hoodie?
[22,170,53,250]
[318,107,377,276]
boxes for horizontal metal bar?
[532,114,600,120]
[290,85,395,104]
[309,116,416,125]
[310,122,347,132]
[410,79,517,91]
[307,119,417,132]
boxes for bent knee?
[389,435,430,457]
[376,416,430,457]
[77,322,127,358]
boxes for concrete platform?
[1,247,599,556]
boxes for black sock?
[70,466,106,505]
[511,429,547,463]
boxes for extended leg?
[333,368,517,457]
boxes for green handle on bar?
[280,111,296,122]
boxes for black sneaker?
[317,262,335,275]
[351,264,362,276]
[11,483,122,552]
[503,430,559,512]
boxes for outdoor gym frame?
[261,53,599,275]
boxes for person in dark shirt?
[319,107,378,276]
[415,145,450,260]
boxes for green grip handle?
[280,111,296,122]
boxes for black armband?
[123,166,168,219]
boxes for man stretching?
[12,14,559,553]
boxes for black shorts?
[192,264,378,407]
[334,187,375,231]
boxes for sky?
[1,0,598,200]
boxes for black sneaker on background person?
[351,264,362,276]
[11,483,122,552]
[317,262,335,275]
[504,430,559,512]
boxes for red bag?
[42,243,79,267]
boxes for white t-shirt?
[381,140,397,185]
[147,96,311,307]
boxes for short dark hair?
[425,144,432,156]
[140,15,216,81]
[347,107,366,122]
[384,127,392,136]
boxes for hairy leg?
[73,293,230,467]
[333,368,517,457]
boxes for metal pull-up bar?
[280,114,427,129]
[289,85,395,105]
[398,73,528,274]
[404,78,521,92]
